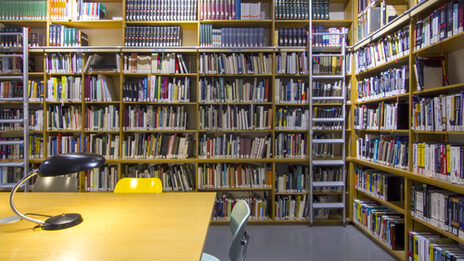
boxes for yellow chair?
[114,178,163,193]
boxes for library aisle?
[204,225,395,261]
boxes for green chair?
[202,200,251,261]
[114,177,162,193]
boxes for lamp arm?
[9,169,44,225]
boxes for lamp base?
[42,213,83,230]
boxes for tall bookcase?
[0,0,354,224]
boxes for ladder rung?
[312,96,345,101]
[313,181,345,187]
[312,118,344,122]
[0,76,23,80]
[0,98,24,102]
[312,139,344,144]
[0,119,23,124]
[0,140,24,145]
[312,160,345,166]
[0,54,23,58]
[313,202,345,209]
[0,162,24,167]
[312,75,345,79]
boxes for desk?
[0,192,216,261]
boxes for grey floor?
[203,225,396,261]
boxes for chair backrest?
[114,178,162,193]
[228,200,251,261]
[31,176,78,192]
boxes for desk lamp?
[9,152,105,230]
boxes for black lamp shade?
[39,153,106,177]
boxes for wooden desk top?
[0,192,216,261]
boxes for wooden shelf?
[122,101,196,105]
[404,172,464,195]
[122,129,196,133]
[0,20,47,29]
[414,31,464,56]
[123,73,197,76]
[349,157,410,178]
[199,102,272,105]
[355,129,409,134]
[198,187,272,191]
[117,158,197,164]
[197,158,273,163]
[356,54,409,77]
[275,103,309,106]
[274,192,308,195]
[412,82,464,96]
[312,20,353,27]
[411,216,464,245]
[356,93,409,105]
[51,20,123,29]
[199,74,273,77]
[412,130,464,135]
[356,189,405,214]
[200,19,273,25]
[198,129,272,133]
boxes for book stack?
[213,193,270,220]
[354,26,409,73]
[199,105,273,130]
[198,134,272,159]
[198,163,272,189]
[0,0,47,20]
[124,26,181,47]
[29,110,44,131]
[355,168,403,201]
[126,0,197,21]
[123,76,190,103]
[0,138,24,160]
[275,78,308,104]
[276,165,310,192]
[123,53,189,74]
[49,0,107,20]
[0,28,23,47]
[83,75,115,102]
[200,0,264,20]
[199,53,272,74]
[48,25,88,47]
[46,53,83,73]
[356,66,409,102]
[0,81,23,99]
[412,94,464,132]
[274,133,307,159]
[28,80,44,102]
[83,134,120,159]
[29,136,43,159]
[312,56,343,75]
[312,26,348,47]
[274,0,309,20]
[354,102,408,130]
[199,77,270,103]
[0,167,23,184]
[47,105,81,130]
[356,134,409,169]
[313,167,343,192]
[312,0,329,20]
[414,1,464,51]
[408,231,463,261]
[123,105,187,130]
[275,195,309,220]
[200,25,265,47]
[85,106,119,131]
[122,133,192,159]
[47,76,81,102]
[275,107,309,130]
[84,165,118,192]
[276,52,308,74]
[278,28,308,47]
[48,134,81,155]
[353,199,404,250]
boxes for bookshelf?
[350,0,464,259]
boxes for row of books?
[123,105,188,130]
[213,193,269,220]
[199,77,270,103]
[275,195,309,220]
[408,230,464,261]
[0,55,22,73]
[30,110,43,130]
[0,167,23,184]
[28,81,44,102]
[276,165,308,192]
[412,94,464,132]
[199,53,272,75]
[122,133,192,159]
[49,25,88,47]
[275,107,308,130]
[274,0,309,20]
[357,3,404,41]
[46,76,81,102]
[356,135,409,170]
[47,105,81,130]
[200,0,264,20]
[48,135,81,155]
[199,105,272,130]
[276,52,308,74]
[354,25,410,73]
[0,138,24,160]
[313,167,343,192]
[84,75,115,102]
[29,136,43,159]
[0,0,47,20]
[46,53,83,73]
[0,28,42,47]
[50,0,107,21]
[353,199,404,250]
[277,28,308,47]
[123,76,191,103]
[414,1,464,51]
[0,82,23,99]
[124,26,181,47]
[356,66,409,102]
[199,135,271,159]
[275,78,308,104]
[84,165,118,192]
[122,53,189,74]
[312,26,348,47]
[412,142,464,185]
[200,25,265,47]
[82,134,119,159]
[313,134,339,158]
[354,102,408,130]
[312,80,342,98]
[312,56,343,75]
[313,0,330,20]
[274,133,307,159]
[411,184,464,240]
[85,106,119,131]
[354,168,403,201]
[126,0,197,21]
[197,163,272,189]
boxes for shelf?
[197,158,273,163]
[411,216,464,245]
[273,158,309,163]
[274,192,308,195]
[349,157,410,178]
[355,129,409,134]
[84,101,121,105]
[84,130,120,133]
[405,172,464,195]
[414,31,464,56]
[356,189,405,214]
[122,129,196,133]
[198,129,272,134]
[122,101,196,105]
[275,103,309,106]
[356,93,409,105]
[117,158,197,164]
[0,20,47,29]
[412,130,464,135]
[199,74,273,77]
[412,82,464,96]
[198,187,272,191]
[47,129,82,133]
[199,102,272,105]
[276,74,309,77]
[274,129,308,133]
[200,19,273,25]
[123,73,197,76]
[198,47,275,52]
[356,53,409,77]
[312,20,352,27]
[51,20,123,29]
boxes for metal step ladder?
[308,21,347,225]
[0,28,30,190]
